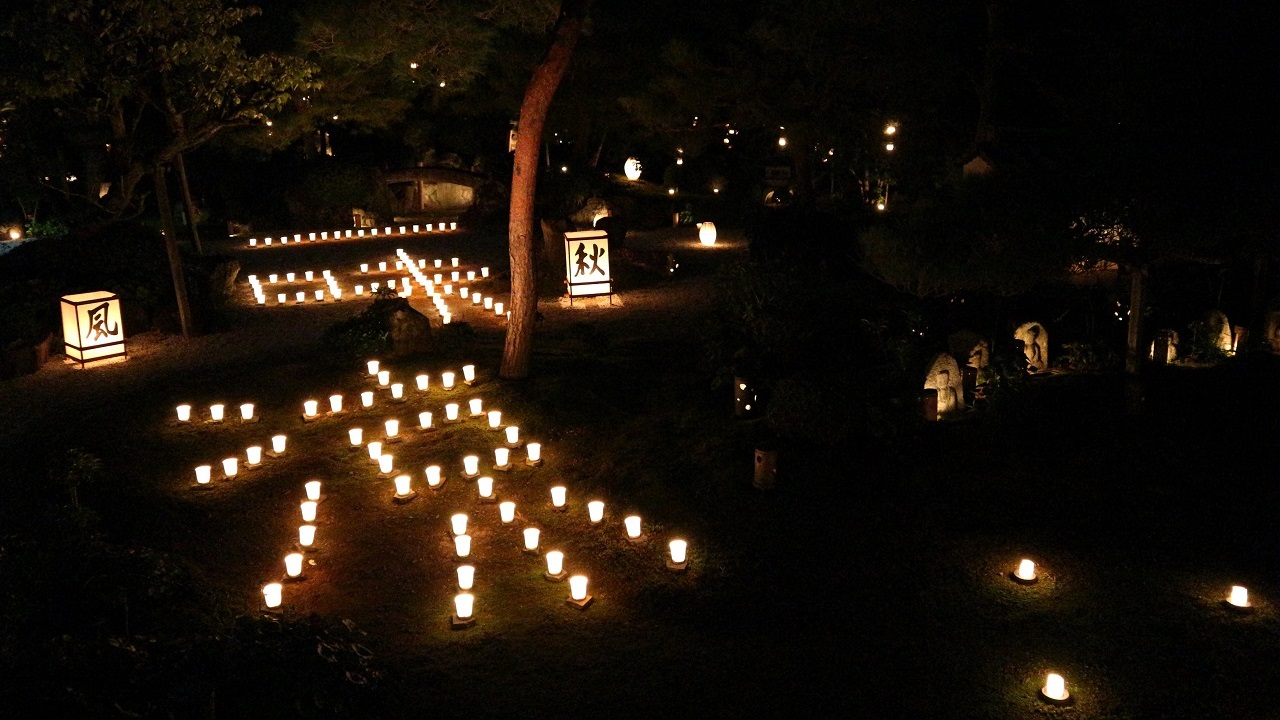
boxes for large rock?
[387,303,433,359]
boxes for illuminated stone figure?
[1014,321,1049,372]
[923,352,964,418]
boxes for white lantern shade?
[295,292,305,303]
[484,297,493,310]
[349,428,364,446]
[277,293,286,304]
[546,550,564,575]
[210,403,225,422]
[314,290,324,301]
[588,501,604,523]
[329,395,343,413]
[527,443,542,463]
[377,370,389,386]
[263,583,283,608]
[463,455,479,475]
[416,374,429,391]
[385,419,399,437]
[670,539,688,564]
[240,403,255,420]
[426,465,442,487]
[1016,559,1037,581]
[394,474,412,496]
[246,446,262,465]
[355,285,364,295]
[569,575,589,601]
[482,267,490,277]
[391,383,404,399]
[454,592,474,619]
[499,501,516,523]
[451,513,469,536]
[418,412,433,429]
[462,364,476,382]
[195,465,212,484]
[301,501,317,522]
[442,372,455,389]
[460,287,469,299]
[523,527,540,551]
[698,222,717,246]
[361,391,374,408]
[505,426,520,444]
[451,257,459,267]
[176,404,192,422]
[477,476,494,498]
[366,443,383,463]
[299,524,316,547]
[285,552,304,578]
[1229,585,1250,608]
[495,447,509,467]
[469,398,483,416]
[454,534,471,558]
[488,410,502,429]
[303,400,318,417]
[271,435,286,453]
[624,157,642,181]
[379,261,387,272]
[378,454,393,474]
[222,458,238,477]
[495,302,504,316]
[1043,673,1068,701]
[550,486,567,508]
[457,565,475,590]
[446,404,459,421]
[624,515,642,539]
[305,480,322,500]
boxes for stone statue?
[923,353,964,418]
[1014,321,1049,373]
[1205,310,1233,354]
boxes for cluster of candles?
[246,222,460,248]
[384,248,501,325]
[246,271,344,305]
[261,480,327,610]
[176,401,266,424]
[1009,557,1256,704]
[191,434,287,485]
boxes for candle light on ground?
[263,583,283,609]
[426,465,443,488]
[523,527,540,552]
[624,515,643,540]
[299,524,316,548]
[209,403,225,422]
[550,485,567,510]
[271,435,287,455]
[301,501,317,522]
[588,501,604,523]
[567,575,592,608]
[457,565,475,590]
[526,442,542,466]
[545,550,566,581]
[329,395,343,413]
[195,465,212,485]
[454,534,471,558]
[462,455,479,477]
[368,441,383,461]
[361,391,374,408]
[1039,673,1071,705]
[451,513,469,536]
[668,539,689,571]
[305,480,322,501]
[246,446,262,466]
[452,592,475,629]
[222,458,238,478]
[1012,559,1038,584]
[284,552,304,579]
[500,501,516,523]
[176,404,192,422]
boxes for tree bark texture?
[175,153,202,256]
[500,0,592,380]
[1124,266,1147,375]
[154,164,193,338]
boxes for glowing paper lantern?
[1040,673,1069,704]
[698,222,717,246]
[271,435,287,454]
[484,297,493,310]
[60,288,128,363]
[1014,559,1037,583]
[195,465,212,484]
[349,428,364,446]
[463,364,476,384]
[263,583,283,609]
[550,486,567,509]
[176,404,192,422]
[462,455,479,477]
[442,372,456,390]
[299,524,316,548]
[377,370,390,387]
[277,293,287,304]
[457,565,475,590]
[426,465,443,488]
[469,398,483,416]
[488,411,502,429]
[246,446,262,466]
[295,292,305,303]
[416,374,429,391]
[477,476,494,499]
[285,552,304,578]
[460,287,469,299]
[394,474,412,497]
[445,403,460,422]
[499,501,516,523]
[454,534,471,558]
[287,272,295,283]
[303,400,319,418]
[668,539,688,570]
[523,528,540,552]
[301,501,317,522]
[240,403,255,421]
[451,513,469,536]
[391,383,404,400]
[222,457,238,478]
[368,441,383,460]
[361,391,374,408]
[624,515,642,540]
[494,447,510,469]
[1229,585,1251,608]
[564,230,612,298]
[378,454,393,474]
[314,290,324,301]
[269,273,278,283]
[379,261,387,272]
[588,501,604,523]
[355,286,364,295]
[385,419,400,438]
[526,442,542,466]
[624,157,643,181]
[506,426,521,446]
[210,404,225,422]
[546,550,565,578]
[329,395,343,413]
[418,412,434,430]
[305,480,322,501]
[454,592,474,619]
[451,257,459,268]
[568,575,591,607]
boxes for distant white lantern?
[523,528,541,552]
[385,419,399,438]
[368,441,383,461]
[481,266,490,278]
[330,394,343,413]
[451,513,469,536]
[477,476,494,499]
[269,273,278,283]
[176,404,192,422]
[460,287,469,299]
[451,257,459,268]
[495,302,505,316]
[487,410,502,430]
[457,565,475,590]
[240,403,255,421]
[588,500,604,523]
[305,480,322,500]
[416,374,429,391]
[377,370,390,387]
[361,391,374,408]
[195,465,212,484]
[355,285,364,295]
[349,427,364,446]
[454,534,471,558]
[462,455,479,477]
[301,501,317,522]
[304,270,314,281]
[483,297,493,310]
[462,364,476,384]
[624,157,643,181]
[222,457,238,478]
[246,446,263,466]
[624,515,642,539]
[314,290,324,301]
[1229,585,1251,608]
[550,486,567,508]
[1041,673,1069,703]
[467,271,476,281]
[454,592,475,619]
[418,411,433,430]
[295,292,305,303]
[391,382,404,400]
[469,398,483,416]
[494,447,510,469]
[210,404,225,422]
[271,435,287,454]
[669,539,688,569]
[379,261,387,272]
[698,222,717,246]
[499,501,516,523]
[426,465,443,488]
[285,552,304,578]
[505,426,520,445]
[286,272,296,283]
[526,442,542,465]
[277,293,287,304]
[445,403,460,422]
[299,524,316,547]
[569,575,590,602]
[394,474,412,497]
[263,583,283,609]
[1015,559,1037,583]
[378,454,393,474]
[442,372,456,390]
[546,550,565,577]
[303,400,318,418]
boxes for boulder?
[387,303,433,359]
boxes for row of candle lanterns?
[262,480,328,611]
[175,402,261,424]
[192,435,288,486]
[246,222,459,248]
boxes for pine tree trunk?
[155,164,194,338]
[500,0,592,380]
[1124,265,1146,375]
[176,153,203,256]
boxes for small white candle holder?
[526,442,542,467]
[1011,559,1038,585]
[461,455,480,479]
[468,398,483,417]
[587,500,605,524]
[451,592,475,630]
[544,550,567,582]
[476,476,497,503]
[392,474,418,503]
[550,485,567,512]
[377,454,395,477]
[239,403,258,423]
[418,411,435,432]
[425,465,445,490]
[207,403,225,424]
[522,527,541,555]
[566,575,593,609]
[444,403,461,424]
[624,515,646,543]
[301,399,319,422]
[390,383,405,402]
[266,435,287,457]
[505,426,521,448]
[245,446,263,468]
[297,524,317,552]
[361,391,374,408]
[415,374,429,392]
[667,539,689,571]
[499,501,516,524]
[462,364,477,385]
[493,447,511,472]
[327,394,344,415]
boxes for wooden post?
[155,164,193,338]
[1124,266,1146,375]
